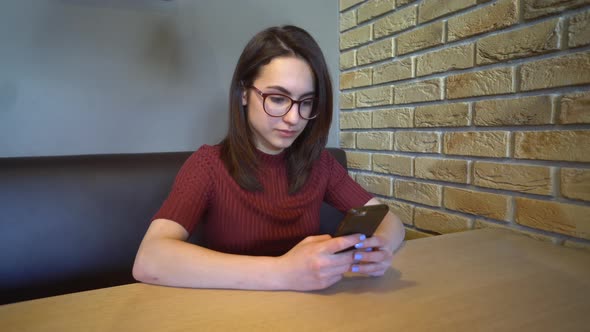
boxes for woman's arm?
[132,218,366,291]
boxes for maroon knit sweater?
[153,145,373,256]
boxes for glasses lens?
[264,95,291,116]
[299,99,317,119]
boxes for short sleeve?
[152,146,214,234]
[323,151,373,213]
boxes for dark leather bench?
[0,148,347,304]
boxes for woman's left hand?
[349,198,406,276]
[348,233,394,276]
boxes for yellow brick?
[404,228,434,239]
[373,58,413,84]
[372,107,414,128]
[515,197,590,240]
[415,157,468,184]
[561,168,590,202]
[446,67,514,99]
[569,9,590,48]
[560,91,590,124]
[357,131,393,150]
[381,198,415,226]
[373,153,413,176]
[444,131,509,158]
[520,52,590,91]
[357,38,394,65]
[396,0,415,5]
[373,5,417,38]
[340,50,357,70]
[395,131,440,153]
[340,0,364,12]
[340,25,372,50]
[448,0,518,41]
[358,0,396,23]
[476,19,560,65]
[340,92,355,109]
[340,111,371,129]
[340,132,356,148]
[346,151,372,170]
[444,187,510,221]
[415,102,470,127]
[394,78,442,104]
[340,10,357,32]
[514,130,590,162]
[416,44,475,77]
[523,0,590,20]
[397,21,444,55]
[414,207,472,234]
[340,68,372,90]
[357,174,392,196]
[473,162,552,195]
[474,95,552,126]
[356,86,393,107]
[418,0,486,23]
[395,180,442,206]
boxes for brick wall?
[338,0,590,248]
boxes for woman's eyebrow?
[266,85,315,98]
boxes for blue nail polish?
[359,234,366,241]
[354,253,363,260]
[354,242,364,249]
[352,265,359,273]
[365,247,373,252]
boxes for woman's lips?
[276,129,298,138]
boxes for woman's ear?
[242,89,248,106]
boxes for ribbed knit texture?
[153,145,373,256]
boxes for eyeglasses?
[248,86,318,120]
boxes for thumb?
[324,233,366,254]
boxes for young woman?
[132,25,405,291]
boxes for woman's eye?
[301,99,314,108]
[269,96,288,104]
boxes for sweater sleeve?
[152,146,214,234]
[323,151,373,213]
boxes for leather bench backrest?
[0,148,346,304]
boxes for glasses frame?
[248,86,318,120]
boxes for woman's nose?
[283,103,301,124]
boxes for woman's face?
[243,56,315,155]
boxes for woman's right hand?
[276,234,366,291]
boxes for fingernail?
[365,247,373,252]
[359,234,366,241]
[354,253,363,260]
[354,242,364,249]
[352,265,359,273]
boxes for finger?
[355,249,392,264]
[322,264,353,277]
[329,248,366,267]
[324,233,367,254]
[351,261,391,275]
[362,234,388,249]
[329,251,355,267]
[300,234,332,245]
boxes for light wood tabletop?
[2,228,589,332]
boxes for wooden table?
[2,228,589,331]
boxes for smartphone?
[333,204,389,238]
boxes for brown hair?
[220,25,333,194]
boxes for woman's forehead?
[254,56,314,94]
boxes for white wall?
[0,0,339,157]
